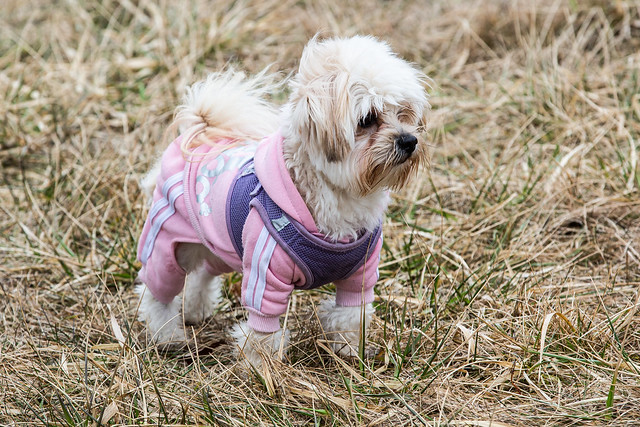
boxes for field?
[2,0,640,425]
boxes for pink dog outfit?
[137,132,383,333]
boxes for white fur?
[318,300,374,357]
[182,266,223,325]
[231,322,290,369]
[135,283,186,345]
[135,35,430,370]
[140,160,161,202]
[173,68,280,141]
[282,35,430,241]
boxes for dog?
[135,35,430,368]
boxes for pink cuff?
[247,308,281,333]
[335,287,375,307]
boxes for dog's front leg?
[318,300,374,357]
[231,322,290,369]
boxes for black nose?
[395,133,418,155]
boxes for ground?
[1,0,640,425]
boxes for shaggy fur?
[135,35,430,370]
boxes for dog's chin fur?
[136,35,430,370]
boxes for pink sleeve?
[333,235,383,307]
[241,209,306,333]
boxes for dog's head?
[286,35,430,196]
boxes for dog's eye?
[358,112,377,129]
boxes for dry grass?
[2,0,640,425]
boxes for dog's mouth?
[357,139,425,195]
[396,149,413,165]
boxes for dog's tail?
[169,68,281,153]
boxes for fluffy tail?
[169,68,281,151]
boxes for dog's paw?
[230,322,290,370]
[148,323,189,348]
[317,300,374,358]
[326,338,380,359]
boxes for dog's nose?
[395,133,418,155]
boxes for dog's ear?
[289,36,358,163]
[293,73,354,162]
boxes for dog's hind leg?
[176,242,224,325]
[136,283,186,345]
[182,264,223,325]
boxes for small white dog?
[135,35,430,368]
